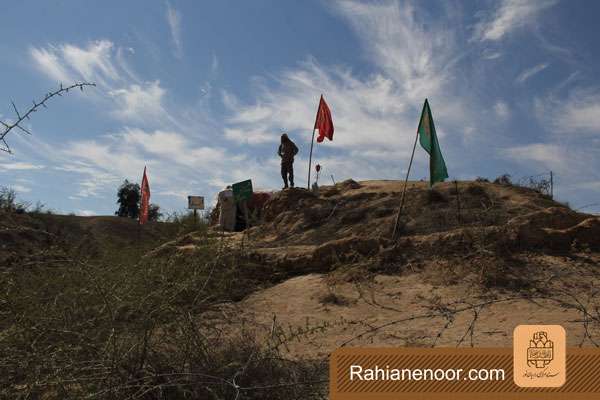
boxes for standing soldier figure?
[278,133,299,189]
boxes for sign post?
[187,196,205,226]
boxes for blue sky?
[1,0,600,215]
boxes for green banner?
[232,179,253,202]
[418,99,448,186]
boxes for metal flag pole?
[307,94,322,189]
[392,130,420,241]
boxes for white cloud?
[61,40,118,84]
[30,40,120,87]
[0,162,44,170]
[109,81,167,123]
[29,41,180,127]
[76,209,97,216]
[166,2,183,59]
[222,0,471,160]
[482,50,502,60]
[493,101,510,120]
[516,62,549,83]
[29,47,72,83]
[11,184,31,193]
[224,128,273,144]
[57,127,256,206]
[502,141,600,202]
[503,143,566,170]
[119,128,227,168]
[536,89,600,135]
[335,1,456,105]
[473,0,558,42]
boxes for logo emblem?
[527,331,554,368]
[514,325,565,388]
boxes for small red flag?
[315,95,334,143]
[139,166,150,225]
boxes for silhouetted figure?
[278,133,298,189]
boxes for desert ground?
[2,179,600,398]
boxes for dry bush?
[426,189,448,204]
[0,231,326,399]
[319,285,351,306]
[164,210,209,235]
[493,174,512,185]
[421,255,534,292]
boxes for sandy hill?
[156,179,600,358]
[3,179,600,397]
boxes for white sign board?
[188,196,205,210]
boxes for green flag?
[418,99,448,185]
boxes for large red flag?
[139,166,150,225]
[315,95,334,143]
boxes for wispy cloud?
[482,50,502,60]
[19,0,600,214]
[211,53,219,74]
[27,38,237,206]
[516,62,549,83]
[56,127,270,206]
[109,81,167,124]
[493,101,510,120]
[29,40,184,128]
[223,0,473,160]
[76,209,97,216]
[10,184,32,193]
[166,2,183,59]
[535,89,600,135]
[30,40,120,86]
[503,143,566,170]
[0,162,44,170]
[473,0,558,42]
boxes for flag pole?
[307,127,316,189]
[392,130,420,241]
[307,94,322,189]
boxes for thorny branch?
[342,292,600,348]
[0,82,96,153]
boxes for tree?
[115,180,162,221]
[116,180,141,218]
[148,204,162,222]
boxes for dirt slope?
[0,212,178,267]
[190,180,600,359]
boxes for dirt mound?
[263,188,321,222]
[235,181,598,272]
[0,212,179,268]
[197,181,600,358]
[151,180,600,279]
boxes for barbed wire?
[1,82,96,153]
[516,171,553,197]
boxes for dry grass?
[0,212,326,399]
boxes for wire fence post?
[550,170,554,199]
[454,180,462,225]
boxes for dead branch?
[0,82,96,153]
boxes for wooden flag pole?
[307,127,316,189]
[392,130,420,241]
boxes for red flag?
[139,166,150,225]
[315,95,334,143]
